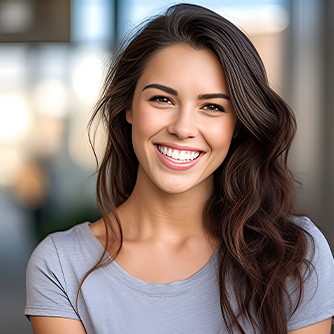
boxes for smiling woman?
[25,3,334,334]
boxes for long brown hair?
[87,4,311,333]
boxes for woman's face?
[126,44,236,195]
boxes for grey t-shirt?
[25,217,334,333]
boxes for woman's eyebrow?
[198,93,230,100]
[143,83,178,95]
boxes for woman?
[25,3,334,334]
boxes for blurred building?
[0,1,333,333]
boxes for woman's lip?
[155,142,203,152]
[155,145,204,171]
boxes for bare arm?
[288,318,332,334]
[30,316,87,334]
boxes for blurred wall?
[284,0,334,245]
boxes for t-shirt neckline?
[78,222,218,297]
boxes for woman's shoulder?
[25,222,97,321]
[27,221,102,278]
[291,215,321,233]
[287,217,334,330]
[290,215,333,263]
[32,222,91,253]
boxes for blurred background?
[0,0,333,333]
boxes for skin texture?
[29,44,333,334]
[288,319,332,334]
[30,316,86,334]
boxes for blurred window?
[118,0,287,39]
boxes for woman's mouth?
[157,145,200,162]
[156,144,203,171]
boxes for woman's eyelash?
[149,95,172,104]
[202,103,225,112]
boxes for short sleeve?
[287,217,334,330]
[25,236,80,320]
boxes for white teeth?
[179,151,186,160]
[158,145,200,161]
[172,150,179,159]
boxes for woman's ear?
[126,109,133,124]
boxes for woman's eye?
[149,96,172,104]
[202,104,225,113]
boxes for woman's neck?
[117,170,213,242]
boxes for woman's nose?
[167,107,198,139]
